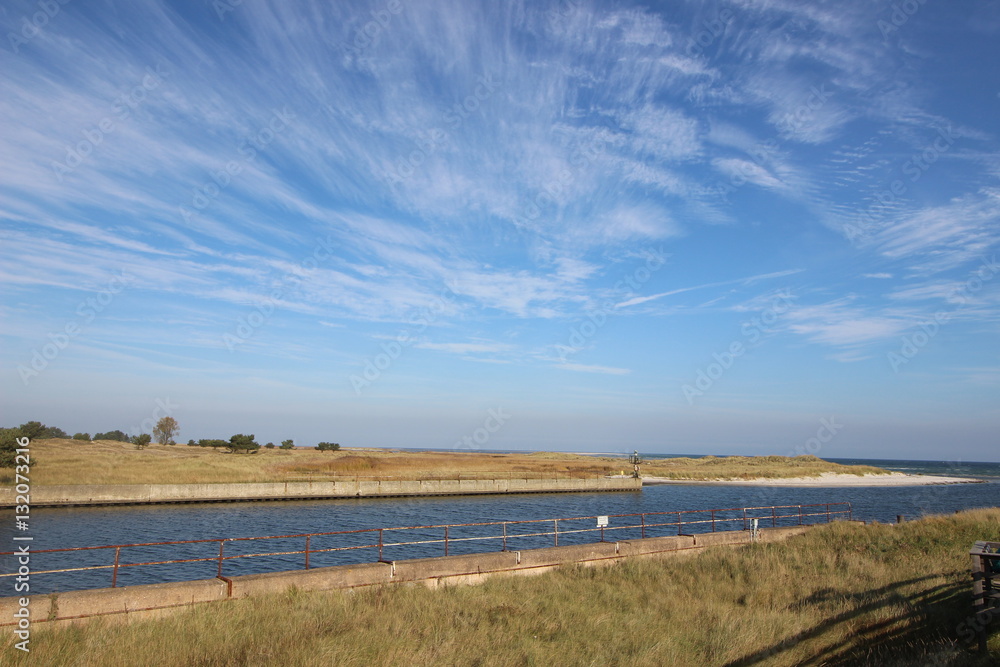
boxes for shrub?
[280,439,294,450]
[132,434,151,450]
[72,433,91,442]
[265,442,275,449]
[18,421,67,440]
[94,430,129,442]
[316,442,341,451]
[0,427,27,468]
[228,434,260,455]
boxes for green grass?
[6,509,998,666]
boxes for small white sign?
[597,515,609,527]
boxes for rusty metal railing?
[970,540,1000,652]
[0,502,851,590]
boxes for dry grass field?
[6,439,889,486]
[6,509,998,666]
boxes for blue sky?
[1,0,998,461]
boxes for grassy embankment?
[639,453,888,481]
[5,509,998,666]
[4,439,890,486]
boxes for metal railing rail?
[0,502,851,589]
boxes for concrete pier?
[0,525,810,628]
[0,477,642,508]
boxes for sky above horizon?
[2,0,999,462]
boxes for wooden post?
[971,543,987,653]
[970,541,999,654]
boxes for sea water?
[2,458,998,595]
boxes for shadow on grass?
[724,573,997,666]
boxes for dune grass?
[5,509,998,666]
[13,439,891,486]
[640,454,888,480]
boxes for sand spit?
[641,472,986,487]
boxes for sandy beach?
[641,472,986,487]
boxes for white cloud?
[783,299,912,347]
[873,190,1000,272]
[711,158,785,190]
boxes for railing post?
[554,519,558,546]
[112,546,121,588]
[798,505,803,526]
[677,512,683,536]
[378,528,384,562]
[444,526,449,557]
[971,546,987,653]
[772,506,777,528]
[641,514,646,539]
[711,510,716,533]
[827,504,831,523]
[502,522,508,551]
[217,540,226,578]
[305,535,311,570]
[742,508,748,531]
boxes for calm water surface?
[2,459,998,595]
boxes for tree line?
[1,419,340,467]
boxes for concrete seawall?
[0,477,642,508]
[0,525,812,628]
